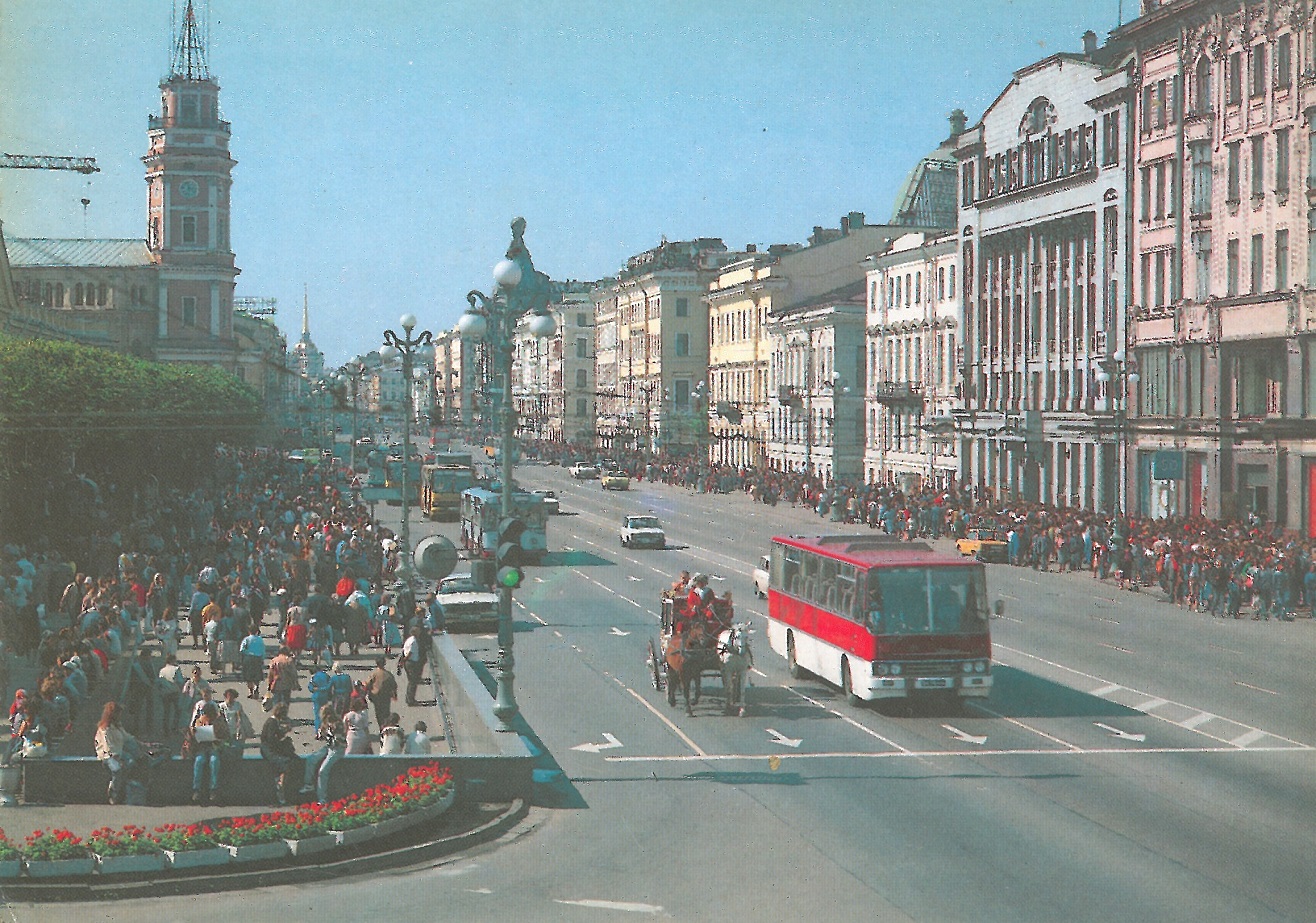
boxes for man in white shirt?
[404,720,432,754]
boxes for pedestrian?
[94,701,140,805]
[397,627,429,706]
[266,645,299,711]
[365,655,397,729]
[185,702,229,806]
[259,701,298,806]
[239,622,266,699]
[300,705,345,803]
[156,653,186,732]
[182,666,212,724]
[343,694,372,754]
[379,712,404,754]
[404,720,432,755]
[217,688,254,745]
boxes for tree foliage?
[0,337,263,538]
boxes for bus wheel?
[787,633,804,679]
[841,657,862,707]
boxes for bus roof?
[771,534,974,569]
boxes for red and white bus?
[764,534,995,704]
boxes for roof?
[890,138,958,229]
[773,534,974,569]
[3,237,154,268]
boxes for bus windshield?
[867,567,988,635]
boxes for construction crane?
[0,154,99,174]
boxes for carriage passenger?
[670,571,691,595]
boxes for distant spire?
[170,0,210,80]
[302,284,310,338]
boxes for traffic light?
[496,517,526,589]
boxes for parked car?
[601,471,631,491]
[620,514,666,549]
[752,554,770,598]
[570,462,600,479]
[531,489,560,514]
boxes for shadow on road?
[974,665,1142,719]
[539,550,614,567]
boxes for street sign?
[360,486,402,503]
[1151,450,1184,480]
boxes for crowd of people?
[536,440,1316,620]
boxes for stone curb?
[0,798,529,902]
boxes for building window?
[181,215,197,244]
[1276,229,1289,290]
[1228,51,1242,104]
[1193,56,1212,114]
[1251,135,1265,197]
[97,283,107,306]
[948,265,956,299]
[1251,234,1264,293]
[575,368,587,388]
[1190,142,1212,215]
[1277,33,1292,89]
[181,296,197,327]
[1154,79,1168,129]
[72,283,83,306]
[575,398,587,418]
[1275,128,1290,195]
[938,266,946,300]
[1140,167,1152,222]
[675,333,690,357]
[1154,250,1167,306]
[1154,161,1167,219]
[1227,142,1241,202]
[1250,45,1267,97]
[576,312,587,326]
[1309,211,1316,286]
[1227,239,1240,295]
[675,297,689,317]
[1193,231,1212,301]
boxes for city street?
[20,466,1316,922]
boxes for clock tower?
[143,0,239,365]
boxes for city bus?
[459,486,549,562]
[420,453,475,521]
[764,534,995,705]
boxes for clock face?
[179,179,199,199]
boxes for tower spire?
[302,284,310,338]
[171,0,210,80]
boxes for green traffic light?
[497,565,522,589]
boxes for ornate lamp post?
[457,217,557,731]
[379,316,436,580]
[334,354,373,471]
[1094,349,1139,523]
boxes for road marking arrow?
[627,575,643,582]
[942,724,987,745]
[609,627,630,636]
[571,733,624,753]
[1094,722,1146,742]
[765,728,802,748]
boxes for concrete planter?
[221,840,289,863]
[23,856,95,878]
[163,847,231,870]
[370,814,413,840]
[95,852,167,876]
[0,859,22,879]
[415,785,457,821]
[284,833,337,858]
[330,825,375,848]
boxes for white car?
[531,489,560,514]
[620,514,666,550]
[570,462,600,479]
[752,554,770,598]
[436,573,500,632]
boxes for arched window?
[1194,56,1211,115]
[98,283,107,305]
[73,283,83,306]
[54,283,63,307]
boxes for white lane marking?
[1231,728,1268,748]
[1094,722,1146,742]
[604,744,1312,762]
[1234,680,1279,696]
[1135,697,1169,712]
[968,701,1083,750]
[1180,712,1215,730]
[618,682,707,758]
[554,899,664,914]
[571,733,624,753]
[1019,577,1040,585]
[995,642,1313,749]
[765,728,802,748]
[943,724,987,745]
[1090,615,1120,624]
[467,888,493,894]
[609,627,631,636]
[1098,643,1135,653]
[784,687,911,753]
[1093,683,1123,696]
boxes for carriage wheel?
[647,638,663,691]
[666,663,677,706]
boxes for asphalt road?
[16,464,1316,922]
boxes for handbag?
[193,724,216,744]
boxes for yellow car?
[955,528,1009,563]
[601,471,631,491]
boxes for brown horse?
[665,620,718,716]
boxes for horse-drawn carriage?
[646,590,753,716]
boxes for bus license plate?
[915,677,949,689]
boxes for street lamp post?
[334,355,371,471]
[1094,349,1139,523]
[380,316,436,581]
[457,217,557,731]
[637,381,658,457]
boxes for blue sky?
[1,0,1119,366]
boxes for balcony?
[871,381,924,406]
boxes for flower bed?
[23,829,89,862]
[89,825,167,875]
